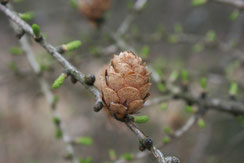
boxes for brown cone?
[97,51,151,119]
[78,0,111,27]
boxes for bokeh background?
[0,0,244,163]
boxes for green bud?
[174,23,183,34]
[181,69,188,83]
[157,83,166,92]
[198,118,205,128]
[155,68,163,77]
[52,116,60,125]
[69,0,78,8]
[169,70,179,82]
[9,47,23,55]
[108,149,116,160]
[76,136,93,146]
[192,43,204,53]
[200,77,207,89]
[134,115,149,124]
[20,11,34,21]
[192,0,207,7]
[79,158,86,163]
[140,45,150,59]
[86,157,93,163]
[230,9,239,21]
[64,40,82,52]
[122,153,133,161]
[160,103,168,111]
[162,136,170,144]
[55,128,63,139]
[164,126,172,135]
[32,24,40,37]
[206,30,216,42]
[168,34,179,44]
[52,73,67,89]
[229,82,238,96]
[52,95,59,106]
[185,105,194,113]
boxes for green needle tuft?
[32,24,40,37]
[52,73,67,89]
[134,115,149,124]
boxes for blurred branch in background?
[213,0,244,9]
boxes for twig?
[114,117,180,163]
[213,0,244,9]
[0,3,103,110]
[8,11,79,162]
[173,112,201,138]
[149,67,244,116]
[116,0,148,36]
[0,2,180,163]
[125,119,179,163]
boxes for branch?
[172,109,204,138]
[114,117,180,163]
[0,3,103,111]
[116,0,148,36]
[213,0,244,9]
[0,2,180,163]
[149,68,244,116]
[125,118,179,163]
[8,8,79,162]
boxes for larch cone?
[97,51,152,119]
[78,0,111,27]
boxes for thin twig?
[8,11,79,162]
[149,67,244,116]
[213,0,244,9]
[0,2,180,163]
[0,3,102,108]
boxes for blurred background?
[0,0,244,162]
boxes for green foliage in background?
[76,136,93,146]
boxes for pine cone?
[97,51,152,119]
[79,0,111,27]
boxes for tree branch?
[125,118,179,163]
[213,0,244,9]
[0,2,180,163]
[0,3,103,110]
[149,68,244,116]
[8,9,79,162]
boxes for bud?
[97,51,151,119]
